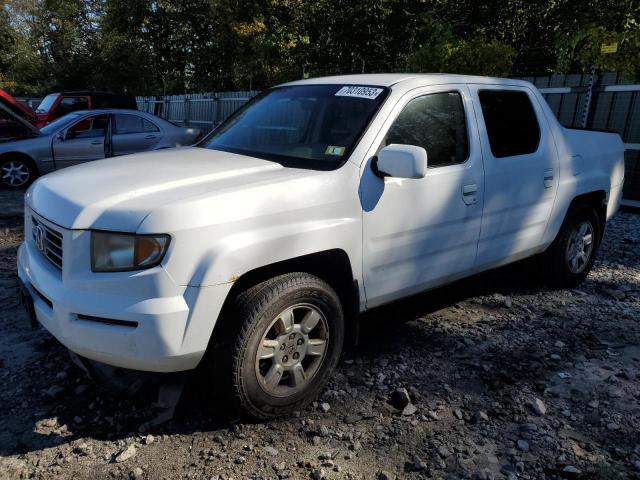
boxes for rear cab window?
[478,89,540,158]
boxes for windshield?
[201,85,388,169]
[35,94,59,114]
[39,112,82,135]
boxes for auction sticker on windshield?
[335,86,384,100]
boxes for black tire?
[0,155,36,189]
[541,205,601,288]
[212,272,344,420]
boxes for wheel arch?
[0,151,39,174]
[210,249,360,348]
[568,190,607,239]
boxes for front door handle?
[145,135,157,140]
[462,183,478,205]
[90,140,102,145]
[544,169,554,188]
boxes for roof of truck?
[282,73,533,88]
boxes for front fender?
[181,217,359,287]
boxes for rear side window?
[58,97,89,116]
[385,91,469,167]
[115,114,159,134]
[478,90,540,158]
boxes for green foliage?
[0,0,637,96]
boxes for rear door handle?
[90,140,102,145]
[462,183,478,205]
[145,135,157,140]
[544,169,554,188]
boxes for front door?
[362,86,485,307]
[52,113,110,168]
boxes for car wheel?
[213,272,344,419]
[0,157,35,189]
[542,205,601,288]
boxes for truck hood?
[26,147,318,231]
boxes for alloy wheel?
[566,220,594,274]
[1,160,30,187]
[254,303,329,397]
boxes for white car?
[18,74,625,419]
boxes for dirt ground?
[0,188,639,480]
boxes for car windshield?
[201,85,388,169]
[39,113,82,135]
[35,94,59,113]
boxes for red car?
[34,91,138,127]
[0,89,37,125]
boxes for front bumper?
[18,240,231,372]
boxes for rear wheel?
[541,205,601,288]
[212,273,344,419]
[0,156,35,189]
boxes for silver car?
[0,108,202,188]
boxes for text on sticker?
[335,86,383,100]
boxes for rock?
[320,402,331,413]
[391,388,411,409]
[318,425,329,437]
[530,398,547,416]
[436,446,451,458]
[412,455,427,471]
[131,467,144,479]
[474,410,489,423]
[562,465,580,474]
[378,470,396,480]
[402,404,417,416]
[427,410,439,421]
[143,434,155,445]
[453,408,463,420]
[312,435,321,446]
[114,444,137,463]
[264,445,279,456]
[234,456,246,464]
[45,385,65,398]
[516,440,529,452]
[311,468,324,480]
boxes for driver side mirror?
[374,144,427,179]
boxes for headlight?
[91,231,170,272]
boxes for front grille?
[32,215,64,270]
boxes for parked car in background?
[0,89,39,141]
[17,74,624,419]
[0,109,202,188]
[34,91,137,127]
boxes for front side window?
[201,85,388,169]
[115,114,159,134]
[479,90,540,158]
[67,114,109,139]
[384,91,469,167]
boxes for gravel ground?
[0,189,639,480]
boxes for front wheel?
[0,157,35,189]
[542,205,601,288]
[212,272,344,419]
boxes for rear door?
[469,85,559,270]
[112,113,162,156]
[52,113,110,168]
[362,85,485,307]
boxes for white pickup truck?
[18,74,625,418]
